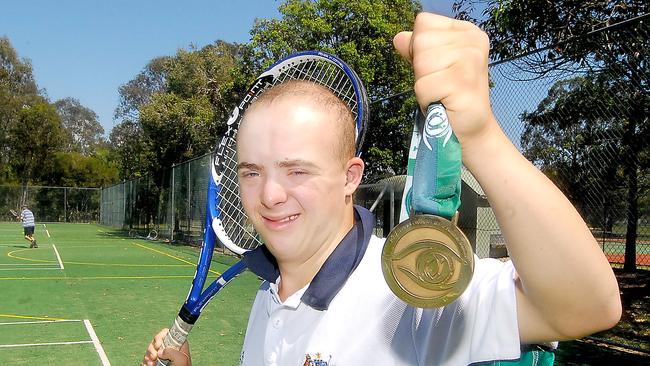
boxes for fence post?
[63,187,67,223]
[171,164,175,241]
[389,183,395,231]
[122,182,126,230]
[187,162,191,233]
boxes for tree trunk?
[20,179,28,207]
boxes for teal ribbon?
[410,103,462,220]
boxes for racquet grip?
[156,315,194,366]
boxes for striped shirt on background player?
[21,208,35,227]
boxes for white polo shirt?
[240,206,520,366]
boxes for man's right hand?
[141,328,191,366]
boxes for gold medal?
[381,214,474,308]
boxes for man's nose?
[261,177,288,208]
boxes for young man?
[142,12,620,366]
[19,205,37,248]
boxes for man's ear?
[344,157,365,196]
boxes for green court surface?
[0,222,260,365]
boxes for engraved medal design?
[382,215,473,308]
[383,103,474,308]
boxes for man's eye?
[240,171,258,178]
[290,170,307,176]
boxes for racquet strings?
[216,58,363,253]
[275,59,360,122]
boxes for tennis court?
[0,222,260,365]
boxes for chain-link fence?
[100,15,647,269]
[0,185,101,223]
[100,154,212,244]
[360,14,649,269]
[485,14,649,269]
[166,155,211,244]
[100,176,161,236]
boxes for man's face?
[236,98,358,265]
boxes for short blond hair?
[244,80,356,165]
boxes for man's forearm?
[464,122,621,341]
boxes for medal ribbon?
[410,103,461,220]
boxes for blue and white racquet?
[157,50,369,365]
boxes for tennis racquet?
[156,50,369,365]
[10,209,19,219]
[129,228,159,240]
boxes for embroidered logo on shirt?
[303,353,331,366]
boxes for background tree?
[42,151,119,188]
[0,37,40,183]
[249,0,421,180]
[110,40,252,225]
[6,101,68,200]
[54,97,105,155]
[108,120,152,179]
[453,0,649,269]
[139,92,215,177]
[1,36,117,194]
[520,75,629,234]
[114,56,170,122]
[112,41,250,181]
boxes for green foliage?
[454,0,648,269]
[1,37,115,189]
[6,101,68,185]
[520,76,626,222]
[113,41,251,181]
[54,97,106,155]
[0,36,39,96]
[139,93,215,172]
[108,120,152,179]
[114,56,170,121]
[249,0,421,181]
[453,1,649,67]
[0,36,40,182]
[109,1,423,183]
[39,151,119,187]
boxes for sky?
[1,0,456,136]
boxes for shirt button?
[272,317,283,329]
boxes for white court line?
[52,245,64,270]
[84,319,111,366]
[0,319,80,326]
[0,340,93,348]
[0,263,53,266]
[43,224,50,238]
[0,319,111,365]
[0,267,60,271]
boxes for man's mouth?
[262,214,299,229]
[266,214,299,223]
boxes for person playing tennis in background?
[143,12,621,366]
[19,205,37,248]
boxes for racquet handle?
[156,315,194,366]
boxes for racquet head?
[211,50,369,255]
